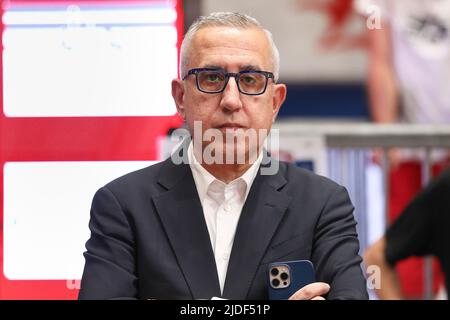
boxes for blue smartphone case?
[267,260,316,300]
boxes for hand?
[288,282,330,300]
[371,148,403,170]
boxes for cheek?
[184,93,216,125]
[246,98,276,128]
[258,113,276,130]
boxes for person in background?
[355,0,450,298]
[365,168,450,299]
[297,0,367,50]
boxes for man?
[364,168,450,299]
[355,0,450,298]
[79,12,368,300]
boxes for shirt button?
[223,203,231,212]
[222,254,229,261]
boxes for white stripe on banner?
[3,6,178,117]
[3,161,155,280]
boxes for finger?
[312,296,326,300]
[288,282,330,300]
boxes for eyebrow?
[239,65,261,71]
[202,64,262,72]
[202,65,225,71]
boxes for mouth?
[217,123,246,131]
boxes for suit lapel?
[223,162,292,299]
[152,158,221,299]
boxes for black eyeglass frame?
[182,68,275,96]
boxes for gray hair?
[180,12,280,82]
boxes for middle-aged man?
[79,12,368,300]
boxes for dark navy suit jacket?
[79,155,368,300]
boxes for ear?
[271,83,287,122]
[172,78,186,119]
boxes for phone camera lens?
[280,272,289,280]
[270,268,279,276]
[271,278,280,287]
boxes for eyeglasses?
[182,68,275,96]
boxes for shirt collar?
[188,141,263,203]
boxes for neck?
[202,162,253,184]
[192,145,259,183]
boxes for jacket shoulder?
[103,160,167,194]
[280,161,343,195]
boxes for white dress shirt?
[188,142,262,294]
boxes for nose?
[219,77,243,112]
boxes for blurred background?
[0,0,448,299]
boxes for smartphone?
[267,260,316,300]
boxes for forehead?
[189,26,272,70]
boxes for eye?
[241,75,257,84]
[204,72,222,82]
